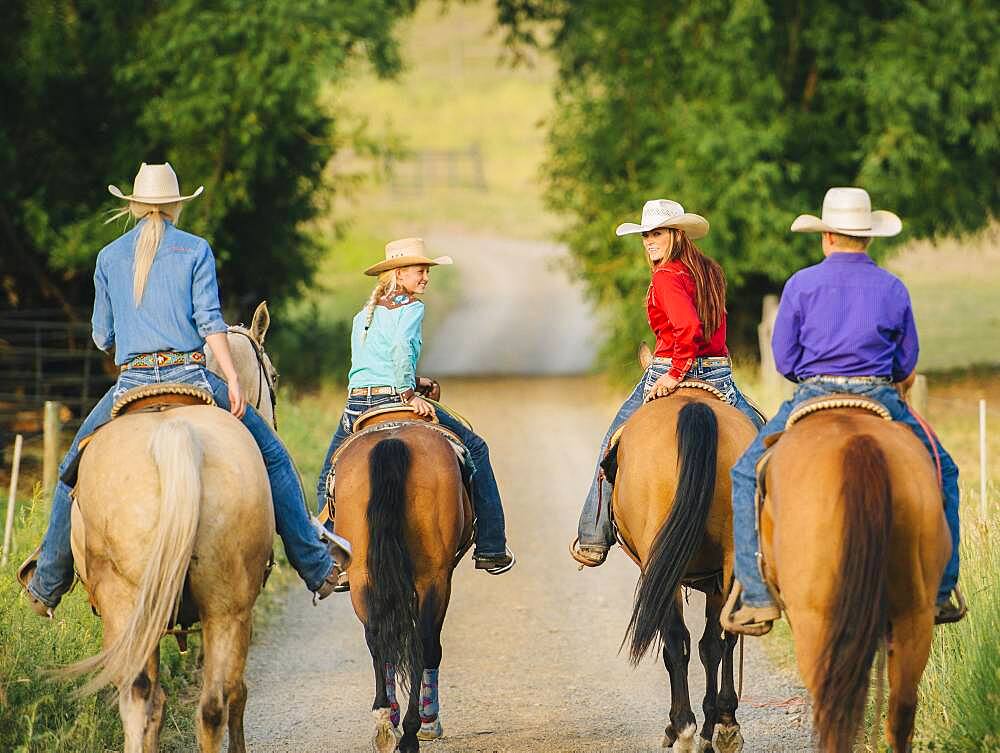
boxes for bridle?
[228,327,279,429]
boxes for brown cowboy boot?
[569,538,609,568]
[720,581,780,636]
[16,547,54,618]
[934,587,968,625]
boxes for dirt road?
[244,378,813,752]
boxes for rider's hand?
[227,376,247,419]
[410,396,436,418]
[646,373,680,402]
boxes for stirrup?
[569,537,608,568]
[720,581,779,637]
[935,586,968,625]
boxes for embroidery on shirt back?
[377,292,419,310]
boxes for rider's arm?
[205,332,246,419]
[652,268,701,380]
[892,282,919,383]
[191,241,229,340]
[772,277,803,382]
[391,301,424,403]
[91,254,115,352]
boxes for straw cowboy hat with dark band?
[791,187,902,237]
[615,199,710,240]
[365,237,454,277]
[109,162,204,204]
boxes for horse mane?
[814,434,892,751]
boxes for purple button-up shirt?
[772,252,919,382]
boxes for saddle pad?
[785,393,891,430]
[111,383,215,419]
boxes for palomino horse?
[62,303,279,752]
[612,350,758,752]
[332,410,472,753]
[756,409,950,752]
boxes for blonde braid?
[360,271,397,343]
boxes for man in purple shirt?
[726,187,964,635]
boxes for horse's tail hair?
[63,418,202,696]
[364,438,422,688]
[624,401,718,664]
[814,434,892,751]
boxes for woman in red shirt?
[572,199,763,566]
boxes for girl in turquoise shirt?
[317,238,514,583]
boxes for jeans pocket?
[161,364,213,393]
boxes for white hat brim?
[790,210,901,237]
[108,184,205,204]
[615,213,710,240]
[364,255,454,277]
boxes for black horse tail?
[813,435,892,752]
[624,401,718,664]
[364,438,422,687]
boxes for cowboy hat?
[615,199,709,240]
[791,187,901,237]
[364,237,454,277]
[108,162,204,204]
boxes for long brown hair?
[650,228,726,337]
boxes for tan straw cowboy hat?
[615,199,709,240]
[791,187,901,237]
[364,237,454,277]
[108,162,204,204]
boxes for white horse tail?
[65,418,202,696]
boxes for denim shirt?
[92,219,228,365]
[347,296,423,391]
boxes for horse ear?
[637,341,652,370]
[250,301,270,345]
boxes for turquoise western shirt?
[91,219,228,365]
[347,295,423,391]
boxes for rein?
[228,327,278,429]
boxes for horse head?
[207,301,280,428]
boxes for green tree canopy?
[497,0,1000,368]
[0,0,415,317]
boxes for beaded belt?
[652,356,730,368]
[120,350,206,371]
[349,385,399,397]
[804,375,891,385]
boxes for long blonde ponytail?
[105,200,183,305]
[360,271,397,343]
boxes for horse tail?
[64,418,202,695]
[364,438,422,687]
[624,401,718,664]
[814,434,892,751]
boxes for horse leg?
[662,592,701,752]
[885,614,933,753]
[118,645,166,753]
[711,593,743,753]
[417,582,450,741]
[196,613,252,753]
[365,623,401,753]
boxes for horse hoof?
[712,723,744,753]
[670,724,703,753]
[417,716,443,740]
[371,708,400,753]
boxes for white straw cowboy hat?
[364,237,454,277]
[791,187,901,237]
[108,162,204,204]
[615,199,709,240]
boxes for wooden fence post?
[981,399,988,520]
[2,434,24,566]
[43,401,62,491]
[910,374,928,416]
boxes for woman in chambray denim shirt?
[19,163,346,616]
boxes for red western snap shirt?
[646,260,728,380]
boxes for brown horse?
[758,410,950,752]
[333,411,473,753]
[62,303,278,753]
[612,384,758,753]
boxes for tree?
[0,0,416,317]
[496,0,1000,369]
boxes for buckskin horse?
[746,402,950,752]
[329,405,472,753]
[609,349,759,753]
[60,302,279,753]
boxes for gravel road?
[242,234,813,751]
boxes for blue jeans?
[29,364,333,607]
[316,393,508,556]
[731,379,960,607]
[577,360,764,547]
